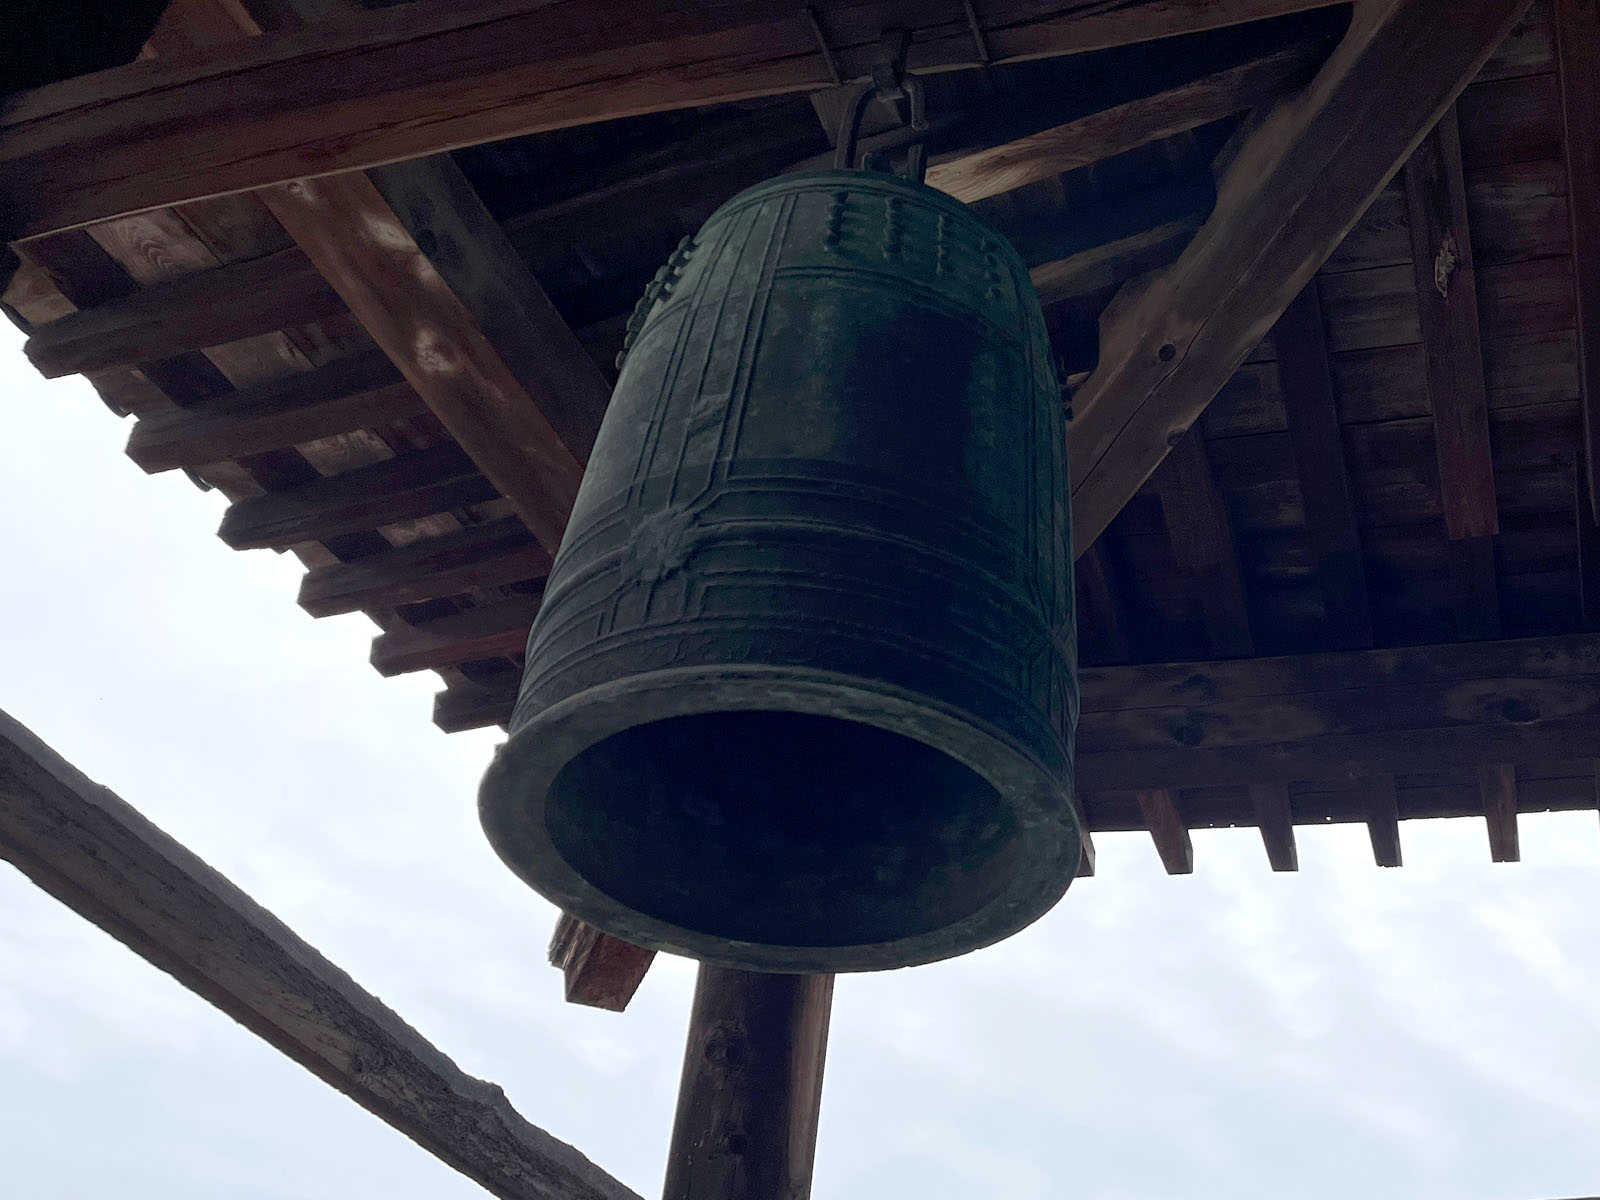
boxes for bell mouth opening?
[544,710,1023,951]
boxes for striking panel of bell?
[478,167,1079,973]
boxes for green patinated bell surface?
[479,169,1079,973]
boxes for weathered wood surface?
[0,0,1345,239]
[371,593,542,676]
[1479,762,1521,860]
[0,710,639,1200]
[662,966,833,1200]
[1249,781,1299,870]
[125,348,426,471]
[23,247,343,377]
[1557,0,1600,520]
[261,163,601,555]
[1404,105,1499,539]
[547,915,656,1014]
[1362,774,1404,867]
[1134,787,1194,873]
[1067,0,1533,552]
[297,516,550,618]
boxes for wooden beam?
[1007,173,1216,273]
[547,915,655,1014]
[125,348,426,471]
[1030,216,1203,307]
[371,593,542,677]
[1135,787,1194,874]
[1362,773,1403,867]
[1149,428,1255,658]
[1071,790,1097,878]
[1557,0,1600,522]
[22,247,343,377]
[662,966,832,1200]
[1075,541,1133,665]
[0,1,1350,240]
[1249,781,1299,871]
[435,677,521,733]
[1275,280,1372,648]
[1479,761,1520,862]
[1404,105,1499,539]
[259,162,605,555]
[218,444,497,550]
[1067,0,1532,552]
[1576,457,1600,628]
[927,42,1320,204]
[297,516,550,618]
[0,709,639,1200]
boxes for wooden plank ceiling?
[4,0,1597,883]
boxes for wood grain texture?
[1249,780,1299,870]
[1067,0,1532,552]
[371,593,542,676]
[1275,280,1373,647]
[662,966,833,1200]
[1556,0,1600,520]
[1135,788,1194,873]
[0,0,1342,239]
[0,709,639,1200]
[260,169,590,554]
[1362,773,1403,866]
[1479,761,1521,861]
[547,916,656,1014]
[1404,106,1499,539]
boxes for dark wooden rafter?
[1576,458,1600,628]
[1149,428,1255,657]
[1072,790,1097,877]
[0,0,1349,241]
[1075,540,1132,664]
[1135,787,1194,874]
[1067,0,1534,552]
[1362,773,1403,867]
[0,710,639,1200]
[1249,781,1299,871]
[1274,280,1373,648]
[297,517,551,618]
[547,915,656,1014]
[125,347,426,471]
[371,593,542,677]
[22,246,343,377]
[1479,761,1521,861]
[1556,0,1600,522]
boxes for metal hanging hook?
[830,28,930,184]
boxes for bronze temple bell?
[480,78,1079,973]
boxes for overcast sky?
[3,323,1600,1200]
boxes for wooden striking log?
[1404,105,1498,539]
[1479,762,1521,862]
[1067,0,1533,552]
[22,247,343,377]
[1249,781,1298,871]
[0,0,1342,240]
[1135,787,1194,874]
[1363,774,1403,867]
[298,517,550,618]
[125,348,426,471]
[1149,428,1254,658]
[371,593,543,676]
[260,162,603,555]
[547,915,656,1014]
[0,710,639,1200]
[1275,280,1372,649]
[662,966,833,1200]
[1556,0,1600,521]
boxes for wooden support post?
[1249,781,1299,871]
[1479,762,1520,862]
[1362,774,1403,868]
[662,966,833,1200]
[1556,0,1600,521]
[1135,787,1194,874]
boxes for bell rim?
[478,663,1078,974]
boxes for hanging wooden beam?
[371,594,542,677]
[662,966,833,1200]
[1362,773,1403,867]
[218,444,498,550]
[1556,0,1600,522]
[1275,280,1372,648]
[125,348,425,472]
[0,710,639,1200]
[1249,781,1298,871]
[0,0,1345,241]
[22,247,342,377]
[1135,787,1194,874]
[1067,0,1532,552]
[547,916,656,1014]
[1479,762,1520,862]
[298,516,550,618]
[1149,428,1255,658]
